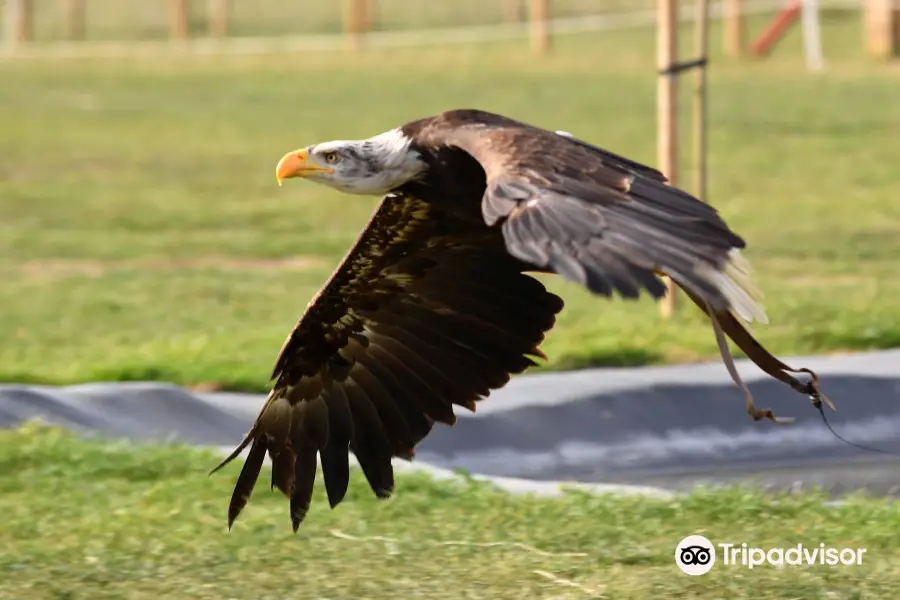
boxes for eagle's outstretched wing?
[414,109,766,324]
[410,109,828,423]
[212,192,564,531]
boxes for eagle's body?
[213,109,825,531]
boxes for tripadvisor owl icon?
[676,535,716,576]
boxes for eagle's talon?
[747,406,770,421]
[748,406,794,425]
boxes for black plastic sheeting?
[2,350,899,497]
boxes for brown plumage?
[212,109,829,531]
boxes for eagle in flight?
[212,109,827,531]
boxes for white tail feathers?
[695,249,769,325]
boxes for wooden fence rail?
[2,2,897,58]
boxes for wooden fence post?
[693,0,710,205]
[344,0,367,51]
[170,0,190,40]
[529,0,550,54]
[361,0,375,31]
[63,0,86,40]
[864,0,900,58]
[724,0,744,57]
[4,0,33,48]
[208,0,229,38]
[658,0,679,318]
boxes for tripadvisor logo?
[675,535,867,575]
[675,535,716,576]
[719,542,867,568]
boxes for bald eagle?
[212,109,827,531]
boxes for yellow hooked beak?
[275,148,334,186]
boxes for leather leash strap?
[678,284,834,424]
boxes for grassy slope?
[1,424,899,599]
[1,13,899,391]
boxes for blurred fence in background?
[1,0,898,58]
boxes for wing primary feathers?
[319,385,354,508]
[290,445,318,532]
[302,395,330,450]
[363,320,481,402]
[346,342,434,445]
[344,351,425,452]
[209,428,255,476]
[269,446,295,496]
[319,443,351,509]
[391,300,539,374]
[343,382,395,499]
[211,393,282,477]
[227,436,268,530]
[413,280,559,339]
[371,303,511,390]
[365,338,458,425]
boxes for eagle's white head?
[275,128,427,196]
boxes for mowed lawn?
[1,13,899,391]
[2,424,900,599]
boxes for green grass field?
[1,12,899,392]
[1,423,899,599]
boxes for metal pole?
[801,0,825,71]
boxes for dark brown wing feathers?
[411,109,748,313]
[213,191,564,531]
[418,110,827,412]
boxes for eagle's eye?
[322,151,341,164]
